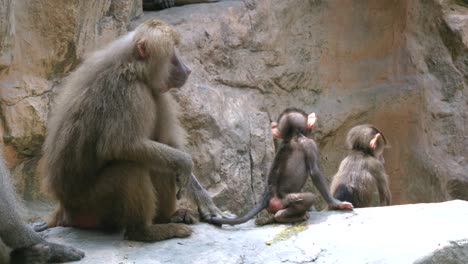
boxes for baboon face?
[167,52,191,90]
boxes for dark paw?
[48,242,85,262]
[170,209,197,224]
[31,221,49,232]
[10,244,49,264]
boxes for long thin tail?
[209,193,270,226]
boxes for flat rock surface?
[40,200,468,264]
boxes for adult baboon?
[330,124,392,208]
[0,153,84,263]
[34,19,230,242]
[210,108,353,226]
[143,0,219,10]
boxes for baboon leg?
[33,205,71,232]
[274,193,314,223]
[48,206,72,227]
[151,170,196,225]
[151,171,176,223]
[93,163,192,241]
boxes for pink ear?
[271,122,282,139]
[136,39,148,59]
[370,133,381,149]
[307,112,317,129]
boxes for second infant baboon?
[210,108,353,226]
[330,124,392,208]
[34,19,231,242]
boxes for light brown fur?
[36,19,227,241]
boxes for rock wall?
[0,0,466,213]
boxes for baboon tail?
[209,194,270,226]
[333,184,361,207]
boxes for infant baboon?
[330,124,392,208]
[34,19,230,242]
[0,153,84,263]
[210,108,353,226]
[143,0,219,10]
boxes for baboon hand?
[200,204,236,222]
[175,151,193,179]
[328,201,354,210]
[47,242,85,262]
[32,221,49,232]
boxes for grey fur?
[0,153,84,263]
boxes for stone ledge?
[40,200,468,264]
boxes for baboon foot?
[198,203,236,222]
[170,209,197,224]
[124,223,192,241]
[47,242,85,262]
[255,215,275,226]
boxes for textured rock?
[0,0,466,213]
[132,0,468,212]
[37,200,468,264]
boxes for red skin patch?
[267,197,284,213]
[71,214,100,229]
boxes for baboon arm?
[309,164,340,205]
[370,161,392,206]
[0,192,43,248]
[107,139,192,172]
[0,223,43,249]
[303,141,340,206]
[267,145,285,187]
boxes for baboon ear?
[136,39,149,59]
[271,122,282,139]
[307,112,317,129]
[370,133,382,150]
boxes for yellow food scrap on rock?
[265,222,308,246]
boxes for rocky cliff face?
[0,0,466,213]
